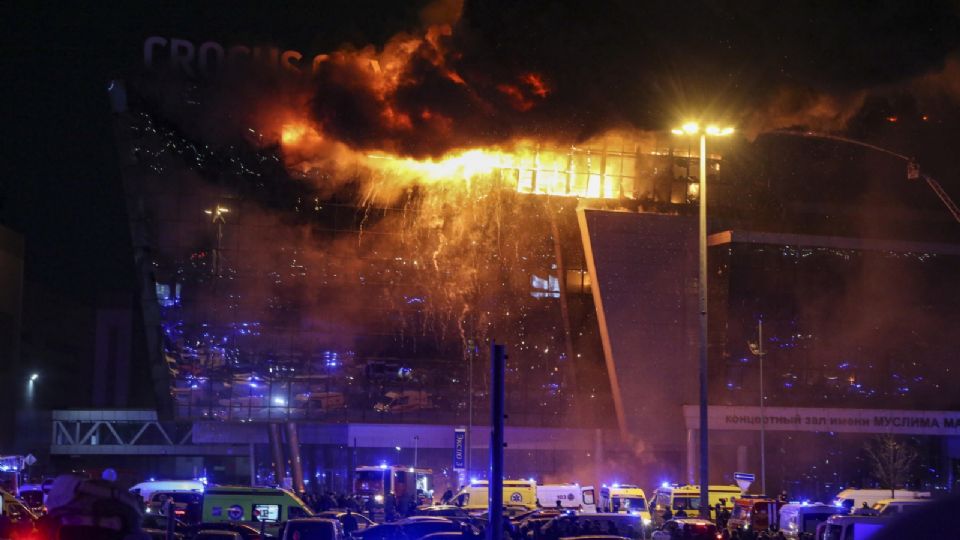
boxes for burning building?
[78,0,960,496]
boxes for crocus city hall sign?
[143,36,330,77]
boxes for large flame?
[273,116,669,201]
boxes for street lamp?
[204,206,229,276]
[672,121,734,518]
[748,319,767,495]
[413,436,419,469]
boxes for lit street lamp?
[672,121,734,518]
[204,206,229,276]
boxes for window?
[289,506,310,519]
[252,504,280,522]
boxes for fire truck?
[353,465,433,504]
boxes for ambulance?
[454,479,537,510]
[535,483,608,513]
[609,484,652,525]
[201,486,314,536]
[651,484,741,523]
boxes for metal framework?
[50,410,246,456]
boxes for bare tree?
[865,435,917,498]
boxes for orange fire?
[352,133,657,200]
[279,122,327,152]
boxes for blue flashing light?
[470,477,479,485]
[612,483,620,489]
[379,463,388,470]
[661,481,670,488]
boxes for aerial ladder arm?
[772,130,960,225]
[919,174,960,225]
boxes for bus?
[354,466,433,504]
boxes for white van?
[822,515,887,540]
[871,497,930,516]
[778,502,845,539]
[536,484,607,513]
[129,479,205,504]
[833,489,929,510]
[537,484,583,510]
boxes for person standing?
[662,505,673,522]
[385,493,397,522]
[343,508,359,535]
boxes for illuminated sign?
[453,428,466,470]
[684,405,960,436]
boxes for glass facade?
[117,99,650,427]
[711,240,960,410]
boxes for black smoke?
[310,0,960,157]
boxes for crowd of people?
[302,489,429,522]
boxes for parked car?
[314,510,376,532]
[871,497,930,517]
[354,516,468,540]
[281,517,344,540]
[194,532,243,540]
[651,519,720,540]
[820,515,887,540]
[183,521,265,540]
[141,514,189,535]
[144,528,184,540]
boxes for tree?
[865,435,917,498]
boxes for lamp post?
[26,372,39,410]
[204,206,229,276]
[413,436,419,469]
[671,122,734,518]
[749,319,767,495]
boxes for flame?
[365,148,506,180]
[354,133,665,200]
[281,123,311,145]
